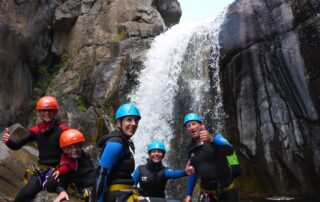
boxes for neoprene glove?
[213,133,232,147]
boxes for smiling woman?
[93,103,142,202]
[179,0,234,23]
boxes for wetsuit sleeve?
[99,141,124,168]
[58,165,72,176]
[186,173,198,196]
[93,142,124,202]
[164,169,187,179]
[55,174,69,194]
[58,153,76,175]
[132,167,140,185]
[5,131,35,150]
[211,134,233,155]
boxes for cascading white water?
[130,10,228,166]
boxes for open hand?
[53,191,69,202]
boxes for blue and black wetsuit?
[93,130,135,202]
[133,159,187,198]
[186,137,238,201]
[5,119,68,202]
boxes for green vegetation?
[112,31,128,41]
[61,57,72,73]
[32,64,55,108]
[31,54,72,108]
[76,96,87,112]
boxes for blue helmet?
[115,103,141,121]
[183,113,202,126]
[148,140,166,153]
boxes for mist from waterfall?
[130,10,228,166]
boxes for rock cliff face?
[219,0,320,198]
[0,0,181,131]
[0,0,181,200]
[0,0,59,128]
[1,0,320,200]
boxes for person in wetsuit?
[93,103,141,202]
[133,140,194,198]
[1,96,69,202]
[183,113,238,202]
[46,129,95,202]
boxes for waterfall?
[130,10,228,166]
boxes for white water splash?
[181,12,227,133]
[130,10,228,165]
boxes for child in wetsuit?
[133,140,194,198]
[50,129,95,202]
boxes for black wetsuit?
[133,159,187,198]
[53,152,95,196]
[93,130,135,202]
[5,119,68,202]
[136,159,167,197]
[187,138,238,201]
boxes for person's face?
[148,149,164,163]
[185,121,202,139]
[63,142,83,159]
[38,109,58,122]
[117,116,140,137]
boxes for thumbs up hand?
[185,160,195,176]
[2,128,11,144]
[199,125,212,144]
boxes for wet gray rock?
[54,0,81,31]
[0,0,180,200]
[0,0,59,129]
[220,0,320,198]
[0,124,37,201]
[153,0,182,27]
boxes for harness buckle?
[80,188,92,202]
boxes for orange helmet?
[59,129,85,148]
[36,96,59,110]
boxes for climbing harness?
[198,180,236,202]
[107,184,139,202]
[23,164,55,187]
[66,182,93,202]
[80,187,93,202]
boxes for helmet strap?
[117,118,125,134]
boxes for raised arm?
[212,133,233,155]
[164,160,195,179]
[3,128,35,150]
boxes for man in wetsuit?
[1,96,69,202]
[183,113,238,202]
